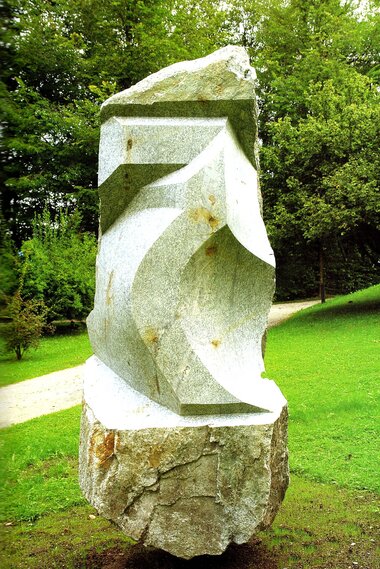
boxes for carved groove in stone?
[88,115,282,415]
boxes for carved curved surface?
[88,46,286,415]
[88,114,285,415]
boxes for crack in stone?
[157,492,217,508]
[158,449,217,477]
[120,445,219,518]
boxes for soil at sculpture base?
[75,538,279,569]
[72,527,378,569]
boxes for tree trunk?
[319,244,326,304]
[15,344,22,360]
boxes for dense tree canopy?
[234,0,380,297]
[1,0,229,244]
[1,0,379,302]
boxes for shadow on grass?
[292,296,380,325]
[76,540,278,569]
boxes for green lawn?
[264,283,380,492]
[0,407,84,523]
[1,405,379,568]
[1,475,378,568]
[0,329,92,387]
[0,285,379,567]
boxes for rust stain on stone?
[106,271,114,306]
[189,207,219,232]
[148,444,163,468]
[211,339,221,348]
[206,245,218,257]
[115,434,125,453]
[208,194,216,205]
[208,215,219,232]
[88,427,100,459]
[90,429,116,469]
[126,138,133,164]
[143,326,159,345]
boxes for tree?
[1,0,230,244]
[0,215,18,305]
[232,0,380,299]
[263,71,379,299]
[2,292,51,360]
[4,0,378,298]
[20,209,97,321]
[1,0,104,244]
[2,79,100,243]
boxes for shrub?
[2,292,53,360]
[20,209,97,321]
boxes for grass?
[0,505,134,569]
[0,407,84,523]
[1,474,379,568]
[0,328,92,387]
[264,283,380,493]
[262,477,379,569]
[0,285,379,567]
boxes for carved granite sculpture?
[79,45,289,559]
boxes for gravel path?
[0,365,84,429]
[268,299,318,328]
[0,300,318,428]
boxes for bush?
[20,209,97,321]
[2,292,52,360]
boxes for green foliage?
[2,0,231,244]
[231,0,380,298]
[2,0,379,294]
[2,292,51,360]
[261,71,380,245]
[0,217,18,305]
[2,78,100,242]
[20,209,97,320]
[274,234,380,300]
[265,284,380,492]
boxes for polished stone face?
[87,46,284,416]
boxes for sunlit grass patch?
[0,330,92,387]
[0,406,83,522]
[265,284,380,492]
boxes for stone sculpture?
[79,45,289,559]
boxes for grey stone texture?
[80,357,289,559]
[87,45,282,417]
[80,45,289,558]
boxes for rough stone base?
[79,356,289,559]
